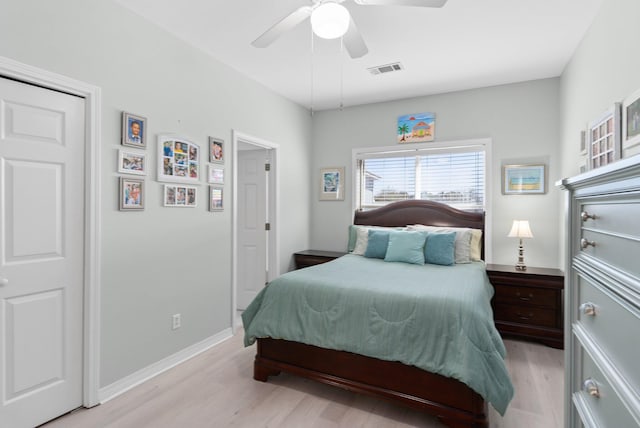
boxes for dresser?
[559,156,640,428]
[486,264,564,349]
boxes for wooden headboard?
[353,200,485,259]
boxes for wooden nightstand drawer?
[493,284,557,308]
[493,304,557,328]
[294,250,347,270]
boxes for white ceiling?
[115,0,603,111]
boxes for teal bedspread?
[242,254,514,414]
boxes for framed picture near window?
[319,167,345,201]
[209,186,223,211]
[207,165,224,184]
[118,149,146,175]
[119,177,144,210]
[502,164,546,195]
[122,112,147,149]
[588,103,621,170]
[209,137,224,163]
[163,184,197,207]
[623,88,640,151]
[158,135,200,184]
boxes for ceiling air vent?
[368,62,404,75]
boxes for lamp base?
[514,264,527,271]
[515,238,527,271]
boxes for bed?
[242,200,513,428]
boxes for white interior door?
[237,148,269,310]
[0,77,85,427]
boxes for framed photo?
[118,149,146,175]
[119,177,144,210]
[588,104,621,170]
[397,112,435,143]
[209,186,223,211]
[319,167,345,201]
[164,185,197,207]
[122,112,147,148]
[502,164,547,195]
[623,87,640,150]
[158,135,200,184]
[209,137,224,163]
[207,165,224,184]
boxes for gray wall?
[560,0,640,179]
[558,0,640,267]
[0,0,311,387]
[311,79,562,268]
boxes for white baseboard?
[98,328,233,403]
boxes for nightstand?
[486,263,564,349]
[293,250,347,270]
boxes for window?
[355,143,486,212]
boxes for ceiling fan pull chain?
[340,36,344,111]
[310,25,315,116]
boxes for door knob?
[0,278,8,286]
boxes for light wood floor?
[43,332,563,428]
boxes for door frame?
[231,130,279,333]
[0,56,102,407]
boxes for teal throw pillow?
[424,232,456,266]
[348,225,358,252]
[384,231,427,265]
[364,229,390,259]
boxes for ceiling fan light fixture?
[311,2,350,39]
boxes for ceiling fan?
[251,0,448,59]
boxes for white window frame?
[352,138,493,262]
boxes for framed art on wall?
[588,103,621,170]
[209,186,223,211]
[623,87,640,150]
[163,184,197,207]
[207,165,224,184]
[319,167,345,201]
[209,137,224,163]
[122,112,147,149]
[117,149,146,175]
[502,164,546,195]
[397,112,435,143]
[158,135,200,184]
[119,177,144,210]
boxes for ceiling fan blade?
[343,17,368,58]
[353,0,447,7]
[251,6,313,48]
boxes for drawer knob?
[579,302,597,316]
[583,378,600,398]
[516,291,534,301]
[581,211,596,222]
[580,238,596,249]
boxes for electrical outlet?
[172,313,181,330]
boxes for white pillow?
[469,229,483,261]
[352,227,370,255]
[407,225,477,263]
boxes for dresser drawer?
[580,200,640,239]
[572,345,638,428]
[493,304,557,328]
[580,228,640,280]
[493,284,557,308]
[577,274,640,393]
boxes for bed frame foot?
[254,360,280,382]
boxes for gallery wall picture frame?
[122,112,147,149]
[207,165,224,184]
[163,184,197,207]
[587,103,621,170]
[319,167,345,201]
[118,149,146,175]
[209,186,223,211]
[209,137,224,163]
[158,135,200,184]
[622,87,640,150]
[119,177,144,210]
[502,164,547,195]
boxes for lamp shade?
[508,220,533,238]
[311,2,350,39]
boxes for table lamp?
[508,220,533,271]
